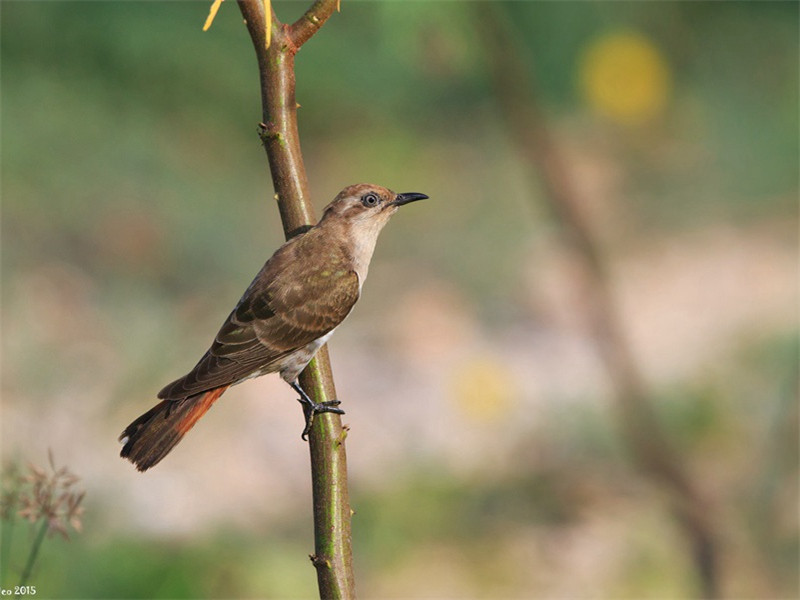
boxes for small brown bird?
[120,183,427,471]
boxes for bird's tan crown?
[337,183,394,201]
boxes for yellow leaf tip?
[203,0,224,32]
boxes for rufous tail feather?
[119,386,229,471]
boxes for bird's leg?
[290,380,344,440]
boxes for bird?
[119,183,428,471]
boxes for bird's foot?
[290,380,345,440]
[299,400,344,440]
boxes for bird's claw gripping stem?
[291,380,344,440]
[299,400,344,440]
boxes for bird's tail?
[119,386,229,471]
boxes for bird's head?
[318,183,428,283]
[321,184,428,228]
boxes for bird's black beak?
[392,192,429,206]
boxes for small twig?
[289,0,339,48]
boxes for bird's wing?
[158,243,360,401]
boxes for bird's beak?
[391,192,429,206]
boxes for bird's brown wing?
[158,240,360,401]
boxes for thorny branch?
[235,1,355,598]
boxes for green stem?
[236,2,355,598]
[302,349,354,598]
[15,520,47,597]
[1,516,15,587]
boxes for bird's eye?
[361,193,380,207]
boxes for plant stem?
[15,520,47,597]
[236,1,355,598]
[1,517,15,587]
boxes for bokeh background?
[2,1,797,598]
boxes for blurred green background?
[1,1,797,598]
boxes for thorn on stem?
[257,122,282,146]
[309,554,332,570]
[336,424,349,447]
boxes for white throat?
[348,217,389,290]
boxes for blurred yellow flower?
[579,31,672,124]
[449,357,516,422]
